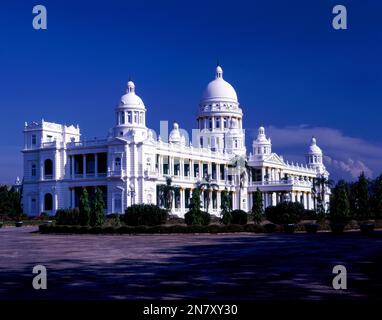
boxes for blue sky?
[1,0,382,184]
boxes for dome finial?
[216,64,223,79]
[311,136,317,145]
[127,80,135,93]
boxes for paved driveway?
[0,227,382,300]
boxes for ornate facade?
[22,65,330,216]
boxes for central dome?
[120,81,145,109]
[201,65,238,103]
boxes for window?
[216,118,220,128]
[203,163,208,178]
[31,134,37,145]
[139,112,143,124]
[120,112,125,124]
[134,112,138,123]
[212,163,216,180]
[220,164,225,180]
[127,111,132,123]
[31,164,36,177]
[174,158,180,176]
[223,117,228,128]
[44,193,53,211]
[194,163,199,177]
[163,156,169,175]
[44,159,53,178]
[200,137,203,148]
[235,140,238,148]
[184,159,190,177]
[209,118,213,130]
[115,157,121,170]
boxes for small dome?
[120,80,145,108]
[201,65,238,103]
[254,126,270,144]
[309,137,322,154]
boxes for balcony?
[68,139,108,149]
[251,178,312,188]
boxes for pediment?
[264,153,285,165]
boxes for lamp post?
[127,183,136,206]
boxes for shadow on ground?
[0,228,382,300]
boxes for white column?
[272,192,276,206]
[180,159,184,177]
[54,192,58,211]
[40,192,44,213]
[216,164,220,182]
[180,189,185,213]
[217,191,221,212]
[190,159,194,178]
[40,161,44,181]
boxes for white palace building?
[22,65,330,216]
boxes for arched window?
[120,112,125,124]
[44,193,53,211]
[44,159,53,178]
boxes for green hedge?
[184,210,211,225]
[230,210,248,225]
[39,223,273,234]
[124,204,168,226]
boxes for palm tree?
[314,175,333,211]
[158,177,180,211]
[198,174,219,213]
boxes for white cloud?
[262,125,382,180]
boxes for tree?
[370,174,382,219]
[158,177,179,211]
[220,189,232,225]
[91,187,105,227]
[189,188,201,213]
[314,175,333,212]
[329,180,350,223]
[184,188,209,225]
[251,188,263,224]
[198,174,218,213]
[349,172,371,221]
[79,188,91,226]
[0,185,22,219]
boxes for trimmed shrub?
[55,208,81,225]
[230,210,248,225]
[124,204,168,226]
[184,210,210,225]
[265,202,304,225]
